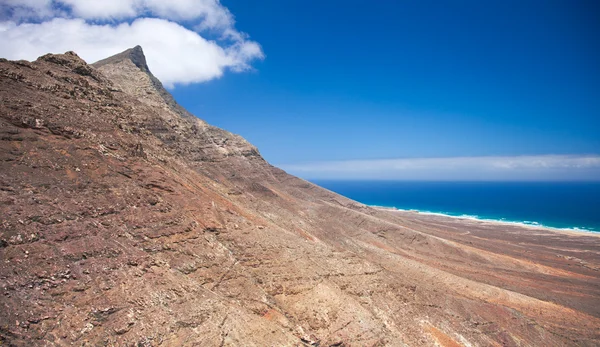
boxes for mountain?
[1,48,599,346]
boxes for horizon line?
[278,154,600,181]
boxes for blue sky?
[1,0,599,180]
[172,1,600,179]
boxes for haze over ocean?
[312,181,600,232]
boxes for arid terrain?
[1,47,599,346]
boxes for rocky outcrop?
[93,45,195,121]
[1,48,599,346]
[92,46,261,164]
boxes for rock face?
[1,48,599,346]
[92,46,196,121]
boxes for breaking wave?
[372,205,598,233]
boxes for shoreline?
[372,205,600,236]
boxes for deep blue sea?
[311,181,600,232]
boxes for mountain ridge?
[93,46,197,121]
[93,46,151,73]
[0,47,599,346]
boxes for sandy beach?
[374,206,600,237]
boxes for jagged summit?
[92,45,150,73]
[93,45,196,120]
[91,46,261,162]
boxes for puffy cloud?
[143,0,234,28]
[2,0,234,25]
[0,0,263,86]
[56,0,234,27]
[58,0,139,19]
[279,155,600,181]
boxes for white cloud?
[0,0,56,20]
[143,0,234,27]
[59,0,139,19]
[280,155,600,181]
[0,0,264,86]
[56,0,235,27]
[2,0,235,25]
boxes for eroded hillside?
[1,48,599,346]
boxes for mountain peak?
[92,45,150,73]
[92,46,197,120]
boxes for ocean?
[310,181,600,232]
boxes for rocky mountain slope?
[1,47,599,346]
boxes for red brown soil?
[0,48,599,346]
